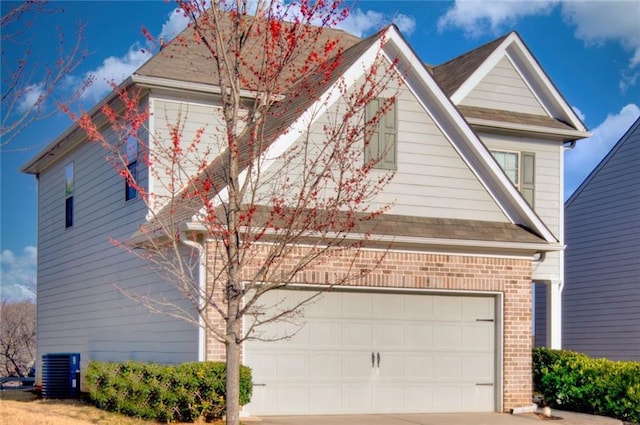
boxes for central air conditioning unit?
[42,353,80,398]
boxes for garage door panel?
[276,386,310,413]
[377,323,405,347]
[343,385,373,412]
[342,352,375,379]
[463,324,494,349]
[433,296,463,320]
[341,292,374,317]
[343,322,374,347]
[309,321,343,346]
[405,354,433,378]
[433,354,463,379]
[373,293,405,319]
[278,353,309,379]
[434,324,463,348]
[462,296,494,320]
[309,353,342,379]
[405,324,433,349]
[245,290,496,415]
[462,355,494,380]
[405,295,434,320]
[377,352,405,379]
[309,386,344,412]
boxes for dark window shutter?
[364,98,397,170]
[365,99,381,162]
[521,151,535,207]
[380,100,397,169]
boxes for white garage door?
[244,290,496,415]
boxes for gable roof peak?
[431,32,512,97]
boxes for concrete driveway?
[252,410,622,425]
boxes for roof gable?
[437,32,587,133]
[156,26,559,244]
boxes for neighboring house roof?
[566,116,640,207]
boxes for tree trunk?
[225,304,242,425]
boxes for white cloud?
[17,83,45,114]
[437,0,558,37]
[159,8,191,42]
[0,246,37,302]
[561,1,640,68]
[79,45,152,103]
[338,9,416,37]
[565,103,640,198]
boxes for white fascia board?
[384,28,558,243]
[505,39,587,132]
[22,77,136,174]
[189,31,388,222]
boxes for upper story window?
[491,150,535,207]
[364,98,397,170]
[125,137,138,201]
[65,162,74,228]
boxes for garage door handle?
[371,352,375,367]
[376,352,380,367]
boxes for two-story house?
[22,17,588,416]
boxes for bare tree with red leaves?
[74,1,402,423]
[1,1,87,148]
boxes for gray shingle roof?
[431,33,510,97]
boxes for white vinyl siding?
[149,95,228,211]
[256,75,508,222]
[562,119,640,361]
[35,125,199,389]
[460,56,546,116]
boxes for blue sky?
[1,0,639,301]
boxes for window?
[364,98,397,170]
[65,162,74,228]
[491,150,535,206]
[125,137,138,201]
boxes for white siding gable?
[460,56,546,115]
[383,87,509,221]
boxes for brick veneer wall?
[205,244,533,412]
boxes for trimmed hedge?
[533,347,640,423]
[85,360,252,423]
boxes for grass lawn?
[0,390,225,425]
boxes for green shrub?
[533,347,640,423]
[85,360,252,422]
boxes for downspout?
[180,231,206,362]
[563,140,576,150]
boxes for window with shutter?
[364,98,397,170]
[491,150,535,207]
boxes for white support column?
[545,280,563,349]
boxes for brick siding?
[205,244,532,412]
